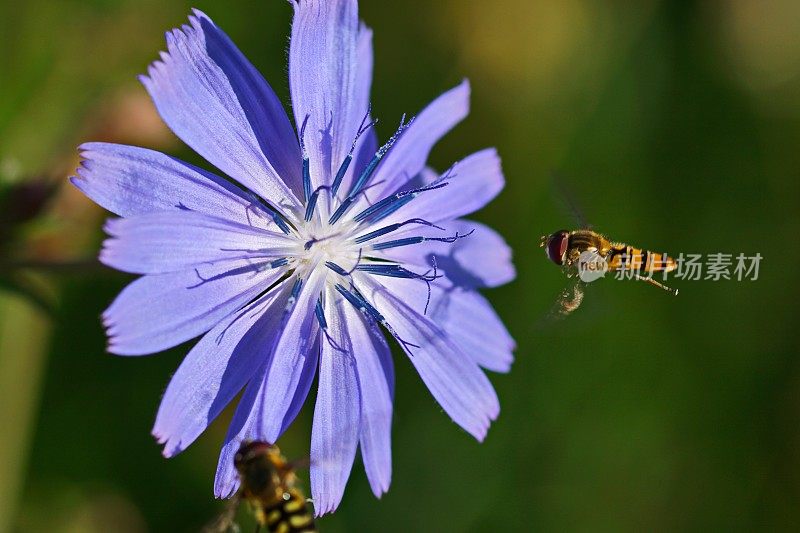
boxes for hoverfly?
[540,228,679,316]
[540,173,679,317]
[205,441,317,533]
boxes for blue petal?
[73,143,260,222]
[357,276,499,441]
[336,25,377,198]
[341,299,394,497]
[101,211,293,275]
[427,285,515,373]
[367,80,470,201]
[103,260,285,355]
[378,148,504,226]
[289,0,361,188]
[153,281,289,457]
[375,219,515,289]
[369,275,514,373]
[140,11,302,212]
[310,289,362,516]
[213,336,320,498]
[256,269,328,442]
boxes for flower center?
[296,221,358,275]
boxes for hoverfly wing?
[551,170,592,230]
[533,277,586,329]
[553,276,585,317]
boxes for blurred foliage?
[1,0,800,531]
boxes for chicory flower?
[72,1,515,515]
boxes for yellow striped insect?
[205,441,316,533]
[541,228,678,316]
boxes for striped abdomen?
[259,487,317,533]
[606,244,677,274]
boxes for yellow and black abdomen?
[606,244,677,274]
[260,487,317,533]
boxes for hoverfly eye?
[546,231,569,266]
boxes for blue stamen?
[314,298,327,329]
[302,158,311,204]
[188,257,289,288]
[335,283,420,352]
[325,261,350,276]
[330,154,353,199]
[269,257,290,268]
[315,295,347,352]
[335,283,369,313]
[334,283,389,327]
[328,195,357,225]
[347,114,412,199]
[370,229,475,251]
[354,218,444,244]
[291,278,303,297]
[324,249,363,277]
[304,185,336,222]
[244,193,292,235]
[371,236,424,250]
[327,115,414,225]
[299,115,312,203]
[272,213,292,234]
[356,264,439,281]
[331,105,375,197]
[352,181,449,224]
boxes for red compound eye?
[545,231,569,266]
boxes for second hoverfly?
[541,228,678,316]
[205,441,317,533]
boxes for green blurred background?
[1,0,799,531]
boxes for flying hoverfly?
[539,175,678,316]
[540,227,679,316]
[205,441,317,533]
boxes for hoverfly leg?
[633,273,678,296]
[203,493,242,533]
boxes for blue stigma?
[371,229,475,251]
[334,283,421,353]
[244,193,292,234]
[331,105,375,197]
[299,114,312,204]
[355,264,439,282]
[303,232,344,251]
[352,181,449,225]
[324,249,362,277]
[314,296,347,352]
[328,115,414,225]
[187,257,288,288]
[353,218,444,244]
[348,115,412,198]
[327,195,357,225]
